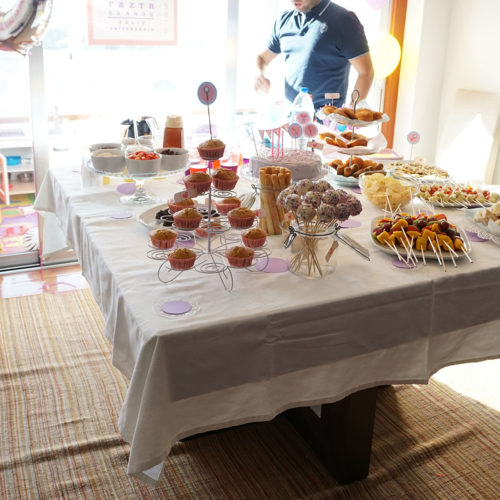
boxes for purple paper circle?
[392,258,416,269]
[175,239,195,248]
[466,231,487,242]
[350,186,362,194]
[255,257,290,273]
[110,211,133,219]
[117,183,137,195]
[197,81,217,105]
[161,300,192,315]
[340,218,362,229]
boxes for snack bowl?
[155,147,189,171]
[359,171,417,210]
[89,142,121,152]
[90,148,126,174]
[125,151,161,176]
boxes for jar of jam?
[162,115,184,149]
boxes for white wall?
[395,0,500,183]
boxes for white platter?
[324,165,359,187]
[316,109,390,128]
[370,216,472,261]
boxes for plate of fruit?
[371,212,472,265]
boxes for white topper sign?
[88,0,177,46]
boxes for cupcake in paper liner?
[173,208,203,229]
[226,246,255,267]
[150,229,178,249]
[167,248,197,270]
[197,139,226,161]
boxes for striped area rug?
[0,290,499,499]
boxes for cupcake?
[212,168,239,191]
[227,207,256,229]
[215,197,241,215]
[149,229,177,249]
[197,138,226,161]
[167,198,196,214]
[226,246,255,268]
[241,228,267,248]
[195,220,223,238]
[184,172,211,195]
[168,248,197,270]
[173,208,203,229]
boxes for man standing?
[255,0,374,110]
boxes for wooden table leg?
[284,387,378,485]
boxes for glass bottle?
[162,115,184,149]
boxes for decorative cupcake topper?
[197,81,217,140]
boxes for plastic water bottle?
[291,87,315,150]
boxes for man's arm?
[255,49,278,93]
[348,53,374,103]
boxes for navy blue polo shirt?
[267,0,369,110]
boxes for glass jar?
[163,115,184,149]
[283,224,339,279]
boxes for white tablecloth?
[34,166,500,483]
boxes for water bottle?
[291,87,315,150]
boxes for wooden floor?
[0,264,88,299]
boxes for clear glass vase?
[283,224,339,279]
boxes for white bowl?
[155,147,189,171]
[91,148,126,174]
[89,142,121,152]
[125,153,161,176]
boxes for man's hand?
[255,50,278,94]
[255,73,271,93]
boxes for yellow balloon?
[371,33,401,79]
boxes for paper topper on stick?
[407,131,421,144]
[288,122,303,139]
[303,123,318,138]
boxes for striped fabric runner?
[0,290,499,499]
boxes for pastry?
[241,228,267,248]
[197,138,226,161]
[167,198,196,214]
[215,196,241,215]
[173,208,203,229]
[212,168,239,191]
[149,229,177,249]
[167,248,197,270]
[184,172,211,195]
[355,108,373,121]
[226,246,255,268]
[227,207,256,229]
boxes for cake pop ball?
[303,190,322,208]
[334,203,351,221]
[317,203,336,223]
[336,189,350,203]
[285,193,301,211]
[297,203,316,222]
[313,180,332,193]
[322,189,341,206]
[346,197,362,216]
[295,179,315,195]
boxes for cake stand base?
[119,182,159,205]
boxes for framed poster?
[87,0,177,46]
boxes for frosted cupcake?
[173,208,203,229]
[167,248,196,270]
[212,168,239,191]
[215,196,241,215]
[227,207,256,229]
[149,229,178,249]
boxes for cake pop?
[313,180,332,193]
[295,179,315,196]
[297,203,316,221]
[316,203,336,223]
[346,197,362,216]
[303,191,322,208]
[334,203,351,221]
[322,189,341,206]
[285,193,301,211]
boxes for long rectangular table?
[34,166,500,485]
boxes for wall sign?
[87,0,177,46]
